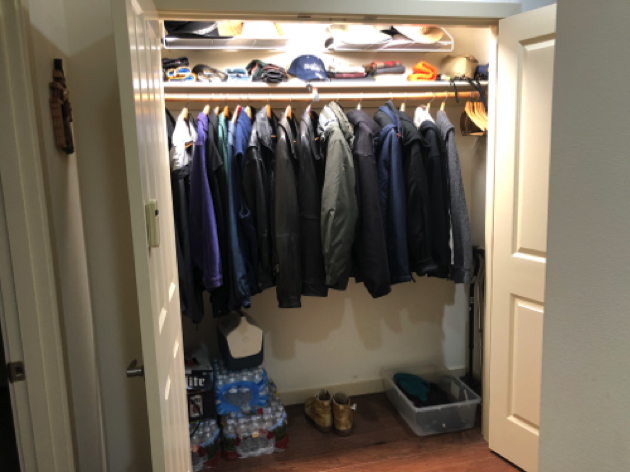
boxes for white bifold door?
[489,4,557,472]
[111,0,190,470]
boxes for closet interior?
[163,18,492,469]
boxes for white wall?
[23,0,104,470]
[539,2,630,471]
[521,0,555,12]
[176,26,489,401]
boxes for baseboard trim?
[278,378,385,406]
[276,367,468,406]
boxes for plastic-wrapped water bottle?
[250,416,262,454]
[236,417,250,455]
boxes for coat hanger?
[245,94,252,120]
[357,92,363,110]
[180,94,190,121]
[440,92,448,112]
[284,93,292,120]
[266,94,272,120]
[400,93,407,112]
[426,92,436,115]
[232,93,242,124]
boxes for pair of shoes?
[304,389,355,436]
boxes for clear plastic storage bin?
[381,365,480,436]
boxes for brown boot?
[304,389,332,433]
[332,392,355,436]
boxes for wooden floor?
[215,393,520,471]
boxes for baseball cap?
[288,55,328,82]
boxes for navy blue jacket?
[374,104,411,284]
[233,111,260,299]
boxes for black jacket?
[206,111,230,317]
[298,110,328,297]
[346,110,391,298]
[243,107,278,291]
[397,110,437,277]
[275,113,302,308]
[419,121,451,278]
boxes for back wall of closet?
[168,25,490,403]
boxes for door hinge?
[7,362,25,383]
[145,199,160,248]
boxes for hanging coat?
[243,107,278,291]
[206,111,230,317]
[346,109,391,298]
[298,109,328,297]
[225,117,251,309]
[233,111,260,297]
[170,113,204,322]
[397,107,437,277]
[373,103,411,285]
[318,102,358,290]
[436,110,473,283]
[189,112,222,291]
[419,120,452,278]
[275,113,302,308]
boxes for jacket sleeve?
[425,131,452,278]
[445,130,473,283]
[274,135,301,308]
[242,142,273,289]
[321,138,358,290]
[189,139,223,290]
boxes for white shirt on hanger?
[414,105,434,127]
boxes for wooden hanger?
[440,92,447,112]
[266,94,272,120]
[285,94,292,120]
[400,93,407,112]
[203,105,210,116]
[232,104,241,124]
[426,93,435,115]
[357,93,363,110]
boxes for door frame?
[0,0,76,470]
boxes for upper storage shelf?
[162,21,454,53]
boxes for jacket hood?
[347,109,382,137]
[318,101,354,148]
[278,113,298,159]
[398,110,428,147]
[435,109,454,139]
[301,109,322,160]
[419,119,440,135]
[374,100,400,129]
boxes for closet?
[112,2,556,471]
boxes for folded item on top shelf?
[385,25,444,44]
[326,58,365,74]
[246,59,267,80]
[326,72,366,79]
[326,24,392,47]
[364,60,403,73]
[408,61,438,81]
[259,64,288,84]
[225,68,250,82]
[371,66,406,76]
[162,57,189,69]
[192,64,228,83]
[167,75,196,82]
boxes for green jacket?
[318,102,358,290]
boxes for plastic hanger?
[180,94,189,121]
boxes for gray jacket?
[435,110,473,283]
[318,102,358,290]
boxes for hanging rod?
[164,91,481,102]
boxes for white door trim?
[0,0,76,470]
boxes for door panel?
[111,0,189,470]
[489,5,556,472]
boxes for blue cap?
[288,55,328,82]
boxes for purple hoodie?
[189,113,223,290]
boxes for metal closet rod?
[164,91,482,103]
